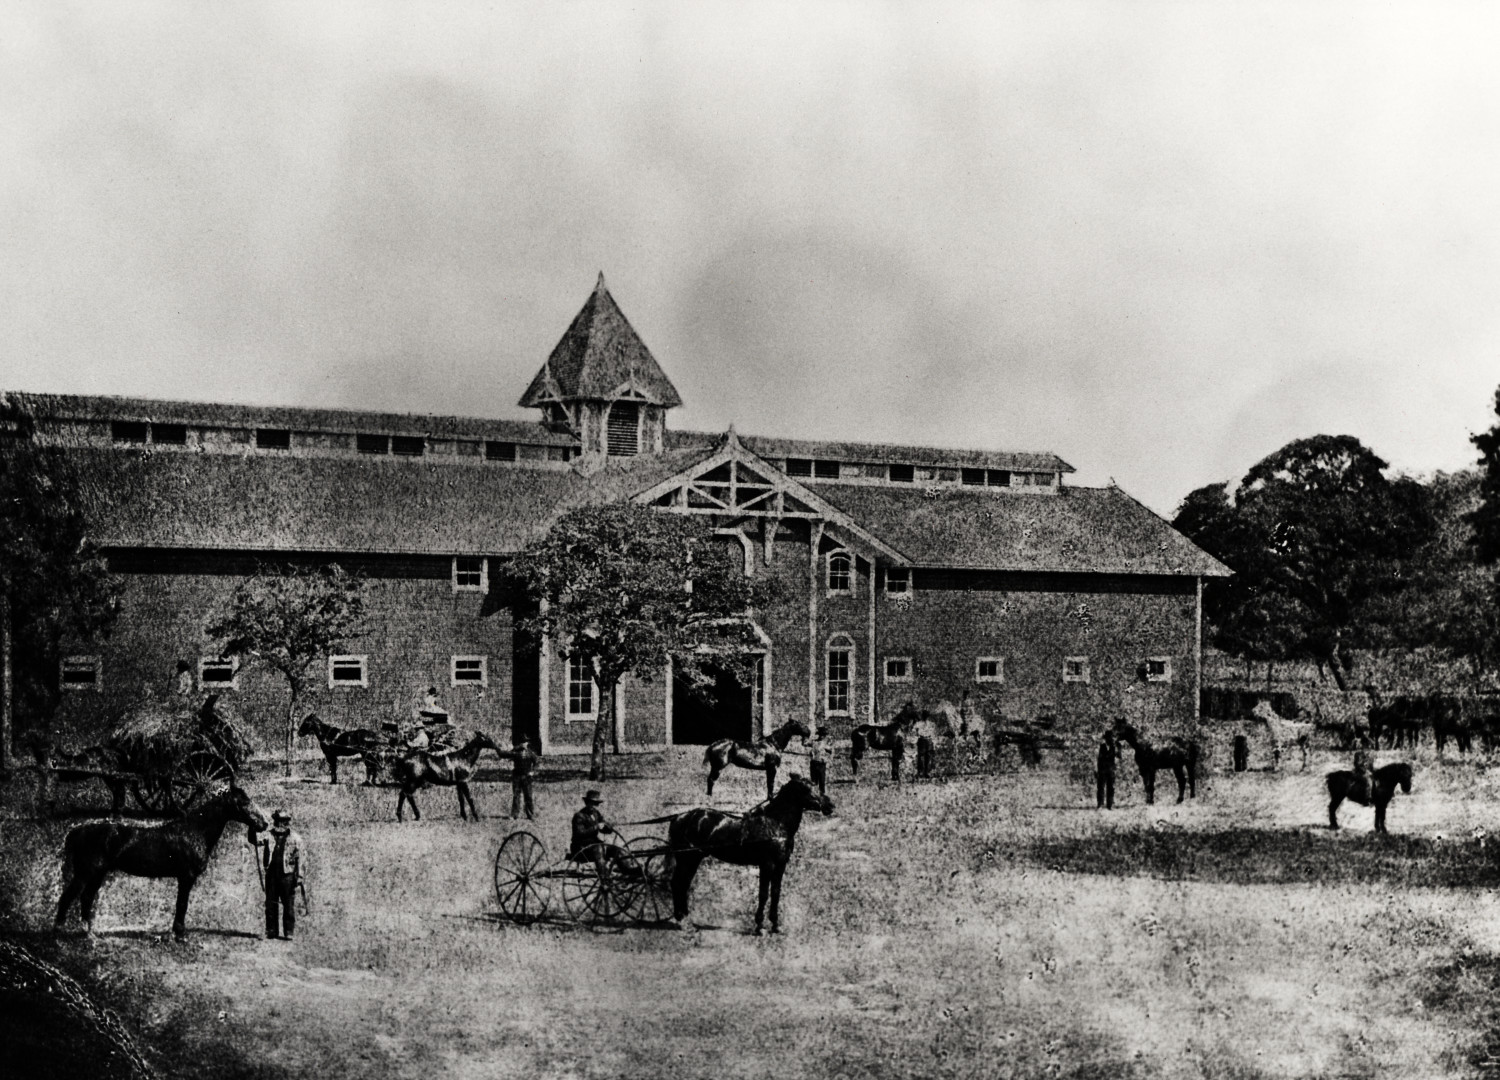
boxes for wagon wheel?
[622,837,673,924]
[561,848,644,926]
[494,831,550,925]
[170,751,234,810]
[131,775,175,814]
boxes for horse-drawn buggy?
[492,828,673,927]
[37,694,252,816]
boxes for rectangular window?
[567,653,596,720]
[453,556,487,592]
[198,657,239,689]
[356,433,389,455]
[329,655,368,688]
[451,655,488,687]
[988,469,1012,487]
[1063,657,1090,684]
[785,458,812,477]
[884,657,912,683]
[391,435,425,457]
[889,463,914,483]
[962,468,986,486]
[885,568,911,595]
[813,460,840,479]
[60,655,101,691]
[976,657,1004,683]
[485,440,517,462]
[152,423,187,445]
[826,649,852,714]
[111,421,148,444]
[256,428,291,450]
[1146,657,1172,683]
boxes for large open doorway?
[672,657,762,745]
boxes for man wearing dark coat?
[257,809,304,940]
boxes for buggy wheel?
[561,849,643,926]
[131,777,175,815]
[622,837,672,924]
[494,831,550,925]
[171,752,234,810]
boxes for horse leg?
[327,752,339,785]
[670,855,704,925]
[173,877,193,939]
[78,872,108,936]
[460,782,479,821]
[106,778,126,820]
[765,765,776,802]
[850,749,860,782]
[1374,797,1388,834]
[1328,793,1343,830]
[706,763,719,797]
[753,869,770,936]
[768,866,785,934]
[1172,765,1186,804]
[1142,767,1156,805]
[55,870,86,932]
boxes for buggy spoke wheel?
[622,838,672,924]
[131,778,173,814]
[560,863,605,924]
[493,832,549,925]
[589,848,644,924]
[171,751,233,810]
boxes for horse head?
[1111,717,1139,744]
[779,773,835,817]
[788,719,812,742]
[1394,763,1413,794]
[296,713,323,739]
[224,784,270,832]
[469,730,504,758]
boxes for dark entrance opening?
[510,618,541,750]
[672,658,758,745]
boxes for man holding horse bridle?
[255,809,305,941]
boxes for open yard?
[6,744,1500,1079]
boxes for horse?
[1326,762,1412,833]
[1251,700,1313,771]
[297,713,384,784]
[1112,719,1200,805]
[29,738,128,818]
[667,774,834,935]
[850,710,917,780]
[704,719,811,799]
[54,783,268,939]
[393,732,502,821]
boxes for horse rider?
[507,736,541,820]
[914,711,937,779]
[570,790,623,880]
[807,727,830,797]
[1350,747,1373,804]
[1096,727,1119,810]
[255,809,305,941]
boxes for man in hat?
[257,809,304,940]
[570,790,621,880]
[506,736,541,820]
[807,727,830,797]
[1096,727,1119,810]
[914,710,937,779]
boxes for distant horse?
[297,713,383,784]
[393,732,502,821]
[1112,719,1200,805]
[850,712,916,780]
[1326,762,1412,833]
[667,774,834,935]
[1251,700,1313,771]
[704,719,811,799]
[54,783,268,939]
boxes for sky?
[3,2,1499,514]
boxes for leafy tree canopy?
[1471,385,1500,565]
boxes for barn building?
[11,276,1227,756]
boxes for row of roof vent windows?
[61,652,490,691]
[783,458,1056,488]
[109,421,574,463]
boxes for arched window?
[826,634,855,715]
[826,550,853,594]
[607,401,640,457]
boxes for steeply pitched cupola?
[518,274,682,461]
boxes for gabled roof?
[667,429,1073,474]
[518,275,683,409]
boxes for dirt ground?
[5,743,1500,1080]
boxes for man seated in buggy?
[570,790,626,880]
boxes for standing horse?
[393,732,501,821]
[54,784,268,939]
[704,719,811,799]
[668,774,834,935]
[1326,762,1412,833]
[1112,719,1200,805]
[850,711,917,780]
[297,713,383,785]
[1251,700,1313,771]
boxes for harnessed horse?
[1326,761,1412,833]
[297,713,384,784]
[703,719,811,799]
[850,712,916,780]
[1112,719,1200,805]
[393,732,502,821]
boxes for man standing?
[1096,728,1118,810]
[507,737,541,820]
[258,809,304,940]
[914,711,937,779]
[889,730,906,783]
[807,727,830,797]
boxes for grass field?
[6,744,1500,1079]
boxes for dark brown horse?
[850,710,916,780]
[54,783,268,939]
[393,732,501,821]
[667,774,833,935]
[297,713,383,784]
[1112,719,1200,805]
[1327,762,1412,833]
[704,719,811,799]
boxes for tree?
[1174,435,1435,689]
[0,407,120,769]
[507,503,771,781]
[205,563,367,775]
[1470,385,1500,565]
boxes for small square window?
[785,458,812,477]
[1063,657,1090,684]
[329,655,368,687]
[356,433,389,455]
[391,435,425,457]
[451,655,488,687]
[889,464,914,483]
[884,657,912,683]
[1146,657,1172,683]
[813,460,840,479]
[988,469,1012,487]
[60,655,101,690]
[453,557,487,592]
[976,658,1004,683]
[256,428,291,450]
[962,468,986,486]
[111,421,148,444]
[199,657,239,689]
[885,568,911,595]
[486,440,517,462]
[152,423,187,445]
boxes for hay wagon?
[103,696,252,813]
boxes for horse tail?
[703,745,716,767]
[851,728,867,759]
[1187,739,1200,782]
